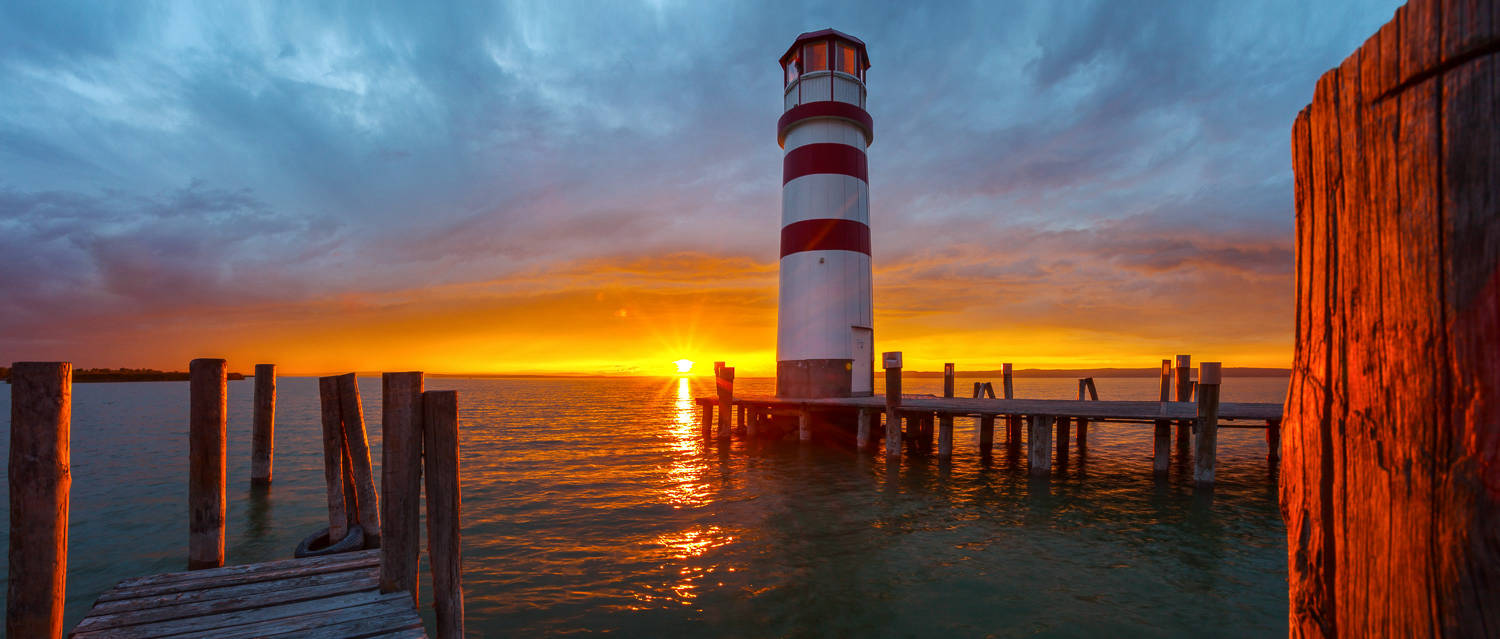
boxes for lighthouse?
[776,29,874,398]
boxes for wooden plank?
[380,372,424,603]
[73,576,380,633]
[107,551,379,594]
[368,628,429,639]
[422,390,464,639]
[338,374,381,545]
[73,591,411,639]
[7,361,71,639]
[88,566,377,615]
[318,376,349,543]
[251,364,275,486]
[258,611,424,639]
[136,595,413,639]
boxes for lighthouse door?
[850,326,873,395]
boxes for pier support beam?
[716,367,734,441]
[978,416,994,454]
[317,377,350,544]
[1002,363,1013,399]
[380,372,424,603]
[1006,415,1022,456]
[338,374,381,545]
[1055,416,1070,460]
[882,352,902,458]
[1175,354,1192,445]
[700,403,711,435]
[1153,359,1173,475]
[798,409,811,442]
[189,358,227,571]
[1265,418,1281,466]
[1028,415,1053,476]
[856,409,871,448]
[1193,363,1221,485]
[1076,418,1088,451]
[938,413,954,458]
[7,362,71,639]
[251,364,276,486]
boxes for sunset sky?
[0,1,1402,376]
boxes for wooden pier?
[697,354,1284,481]
[69,550,424,638]
[7,361,465,639]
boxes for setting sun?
[673,359,694,374]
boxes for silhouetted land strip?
[901,367,1290,378]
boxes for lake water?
[1,375,1289,637]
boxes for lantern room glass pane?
[805,42,828,71]
[785,57,799,85]
[839,44,858,76]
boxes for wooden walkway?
[70,550,425,639]
[697,395,1282,426]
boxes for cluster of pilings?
[5,361,465,639]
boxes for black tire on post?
[294,524,364,558]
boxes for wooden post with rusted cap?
[6,362,71,639]
[882,352,902,457]
[1153,358,1172,475]
[250,364,276,486]
[1193,363,1221,485]
[189,358,227,570]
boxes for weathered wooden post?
[716,366,734,441]
[1027,415,1053,476]
[1056,416,1070,460]
[381,372,424,603]
[250,363,275,486]
[736,405,746,434]
[938,363,955,457]
[883,352,902,457]
[856,408,872,448]
[700,402,712,434]
[798,408,812,442]
[1265,419,1280,466]
[1153,359,1172,475]
[1002,363,1013,399]
[1175,354,1192,445]
[748,406,761,439]
[1193,363,1221,485]
[7,362,71,639]
[317,376,349,544]
[1283,7,1500,632]
[338,374,381,544]
[422,390,464,639]
[189,358,227,570]
[978,416,995,454]
[972,381,983,398]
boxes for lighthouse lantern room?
[776,29,875,398]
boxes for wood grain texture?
[251,364,275,485]
[337,374,381,545]
[1284,1,1500,635]
[8,362,71,639]
[317,376,349,543]
[423,390,464,639]
[189,359,227,571]
[380,372,424,603]
[883,366,902,457]
[1028,415,1053,476]
[716,367,734,441]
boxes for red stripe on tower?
[780,218,871,257]
[782,143,867,184]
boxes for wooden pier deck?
[69,550,425,639]
[696,394,1282,426]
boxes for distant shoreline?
[0,370,247,383]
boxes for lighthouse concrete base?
[776,359,855,398]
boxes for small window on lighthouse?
[838,44,859,76]
[805,41,828,72]
[785,56,799,85]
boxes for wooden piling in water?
[1002,363,1014,399]
[317,376,349,544]
[978,416,994,454]
[250,364,275,486]
[380,372,424,603]
[1175,354,1192,445]
[716,367,734,441]
[1056,416,1070,459]
[338,374,381,545]
[736,405,746,434]
[700,404,711,434]
[1153,359,1172,475]
[939,365,955,458]
[7,361,71,639]
[856,408,871,448]
[748,406,761,439]
[1006,415,1022,455]
[189,358,227,571]
[883,352,902,457]
[1028,415,1053,476]
[1265,418,1281,465]
[422,390,464,639]
[1193,363,1221,485]
[798,409,812,442]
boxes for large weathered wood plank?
[88,566,378,615]
[107,550,379,594]
[71,589,403,638]
[72,576,379,633]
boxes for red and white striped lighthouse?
[776,29,874,398]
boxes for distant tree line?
[0,367,244,383]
